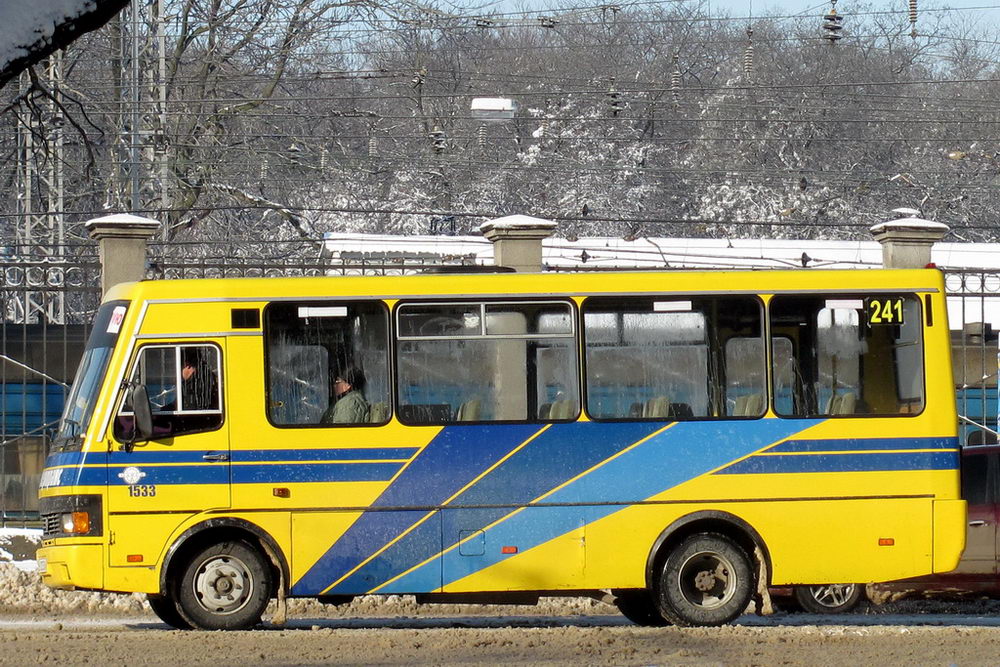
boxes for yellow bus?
[36,268,965,629]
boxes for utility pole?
[118,0,168,229]
[14,55,66,325]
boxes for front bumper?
[36,543,104,591]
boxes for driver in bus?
[322,365,370,424]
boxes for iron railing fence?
[147,240,477,278]
[944,269,1000,446]
[0,249,102,526]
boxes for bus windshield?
[52,301,129,451]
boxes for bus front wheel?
[656,532,754,627]
[176,540,273,631]
[147,594,192,630]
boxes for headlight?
[60,511,90,534]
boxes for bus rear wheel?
[147,594,192,630]
[656,532,754,627]
[613,590,670,626]
[175,540,273,631]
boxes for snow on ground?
[8,526,1000,626]
[0,526,40,572]
[0,526,147,615]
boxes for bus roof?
[105,267,946,304]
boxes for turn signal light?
[501,546,518,554]
[126,554,144,563]
[60,511,90,534]
[878,537,895,547]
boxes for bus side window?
[769,295,925,417]
[582,296,763,420]
[263,301,390,427]
[114,344,223,440]
[395,301,577,424]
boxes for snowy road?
[3,612,1000,665]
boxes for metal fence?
[945,269,1000,446]
[0,250,102,526]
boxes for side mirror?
[124,384,154,451]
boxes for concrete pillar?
[479,214,556,272]
[85,213,161,295]
[869,209,949,269]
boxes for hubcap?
[677,551,737,610]
[810,584,856,608]
[192,554,254,615]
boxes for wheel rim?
[192,554,255,616]
[808,584,855,608]
[676,549,737,610]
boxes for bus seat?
[548,400,577,420]
[643,396,670,418]
[368,401,389,424]
[456,398,481,422]
[833,391,856,415]
[538,403,552,419]
[824,391,857,415]
[736,393,764,416]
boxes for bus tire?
[656,532,754,627]
[614,590,670,626]
[175,540,273,631]
[792,584,863,614]
[147,594,192,630]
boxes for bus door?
[106,340,229,568]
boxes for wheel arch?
[644,510,771,590]
[159,517,289,598]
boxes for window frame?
[262,299,392,429]
[393,298,580,426]
[580,294,767,422]
[113,341,225,441]
[767,291,927,420]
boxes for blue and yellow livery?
[36,268,965,629]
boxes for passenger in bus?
[322,366,370,424]
[180,348,219,411]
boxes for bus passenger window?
[395,300,578,424]
[582,296,764,420]
[114,344,223,440]
[263,301,390,427]
[769,294,924,417]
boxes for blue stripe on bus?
[292,423,544,595]
[102,461,403,485]
[323,421,662,595]
[108,465,228,485]
[232,448,419,462]
[714,450,960,475]
[45,452,86,468]
[231,462,403,484]
[766,437,959,454]
[108,447,420,466]
[383,418,814,594]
